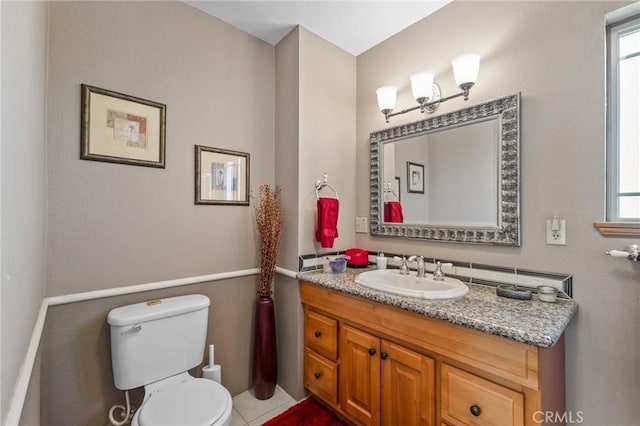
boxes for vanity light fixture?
[376,53,480,123]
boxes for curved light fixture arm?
[384,83,473,123]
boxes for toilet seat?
[133,378,232,426]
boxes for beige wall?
[276,26,358,259]
[273,274,305,400]
[46,1,274,297]
[356,1,639,424]
[40,1,275,424]
[275,28,300,272]
[1,0,49,422]
[299,27,357,254]
[273,26,357,399]
[273,28,305,400]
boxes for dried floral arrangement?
[254,185,284,297]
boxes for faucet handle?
[393,256,411,275]
[433,261,452,281]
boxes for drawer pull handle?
[314,331,321,338]
[380,352,388,360]
[314,372,322,379]
[470,405,481,417]
[368,348,376,356]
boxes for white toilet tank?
[108,294,210,390]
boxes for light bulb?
[410,72,434,102]
[451,53,480,87]
[376,86,397,112]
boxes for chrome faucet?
[408,255,425,277]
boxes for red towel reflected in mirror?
[384,201,404,223]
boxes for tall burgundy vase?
[252,295,278,399]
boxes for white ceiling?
[185,1,453,56]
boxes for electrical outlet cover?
[546,219,566,245]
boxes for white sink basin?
[355,269,469,300]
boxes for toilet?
[108,294,232,426]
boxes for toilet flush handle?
[121,323,142,336]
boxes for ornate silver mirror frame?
[369,93,521,246]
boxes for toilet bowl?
[108,295,232,426]
[131,374,232,426]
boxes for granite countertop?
[297,267,578,348]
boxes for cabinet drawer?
[305,310,338,360]
[441,364,524,426]
[304,348,338,404]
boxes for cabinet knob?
[380,352,388,360]
[470,405,481,417]
[314,331,321,338]
[314,372,322,379]
[368,348,376,356]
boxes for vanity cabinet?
[301,281,566,426]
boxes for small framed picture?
[407,161,424,194]
[80,84,166,168]
[195,145,250,205]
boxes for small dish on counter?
[537,285,558,303]
[324,255,350,273]
[496,284,532,300]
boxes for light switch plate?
[355,217,368,233]
[546,219,566,245]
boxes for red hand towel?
[315,197,339,248]
[384,201,404,223]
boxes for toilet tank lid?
[108,294,210,326]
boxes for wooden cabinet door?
[340,324,381,426]
[381,340,435,426]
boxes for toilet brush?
[202,344,222,384]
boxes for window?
[596,13,640,236]
[608,17,640,221]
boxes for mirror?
[369,93,520,246]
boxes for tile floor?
[231,386,300,426]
